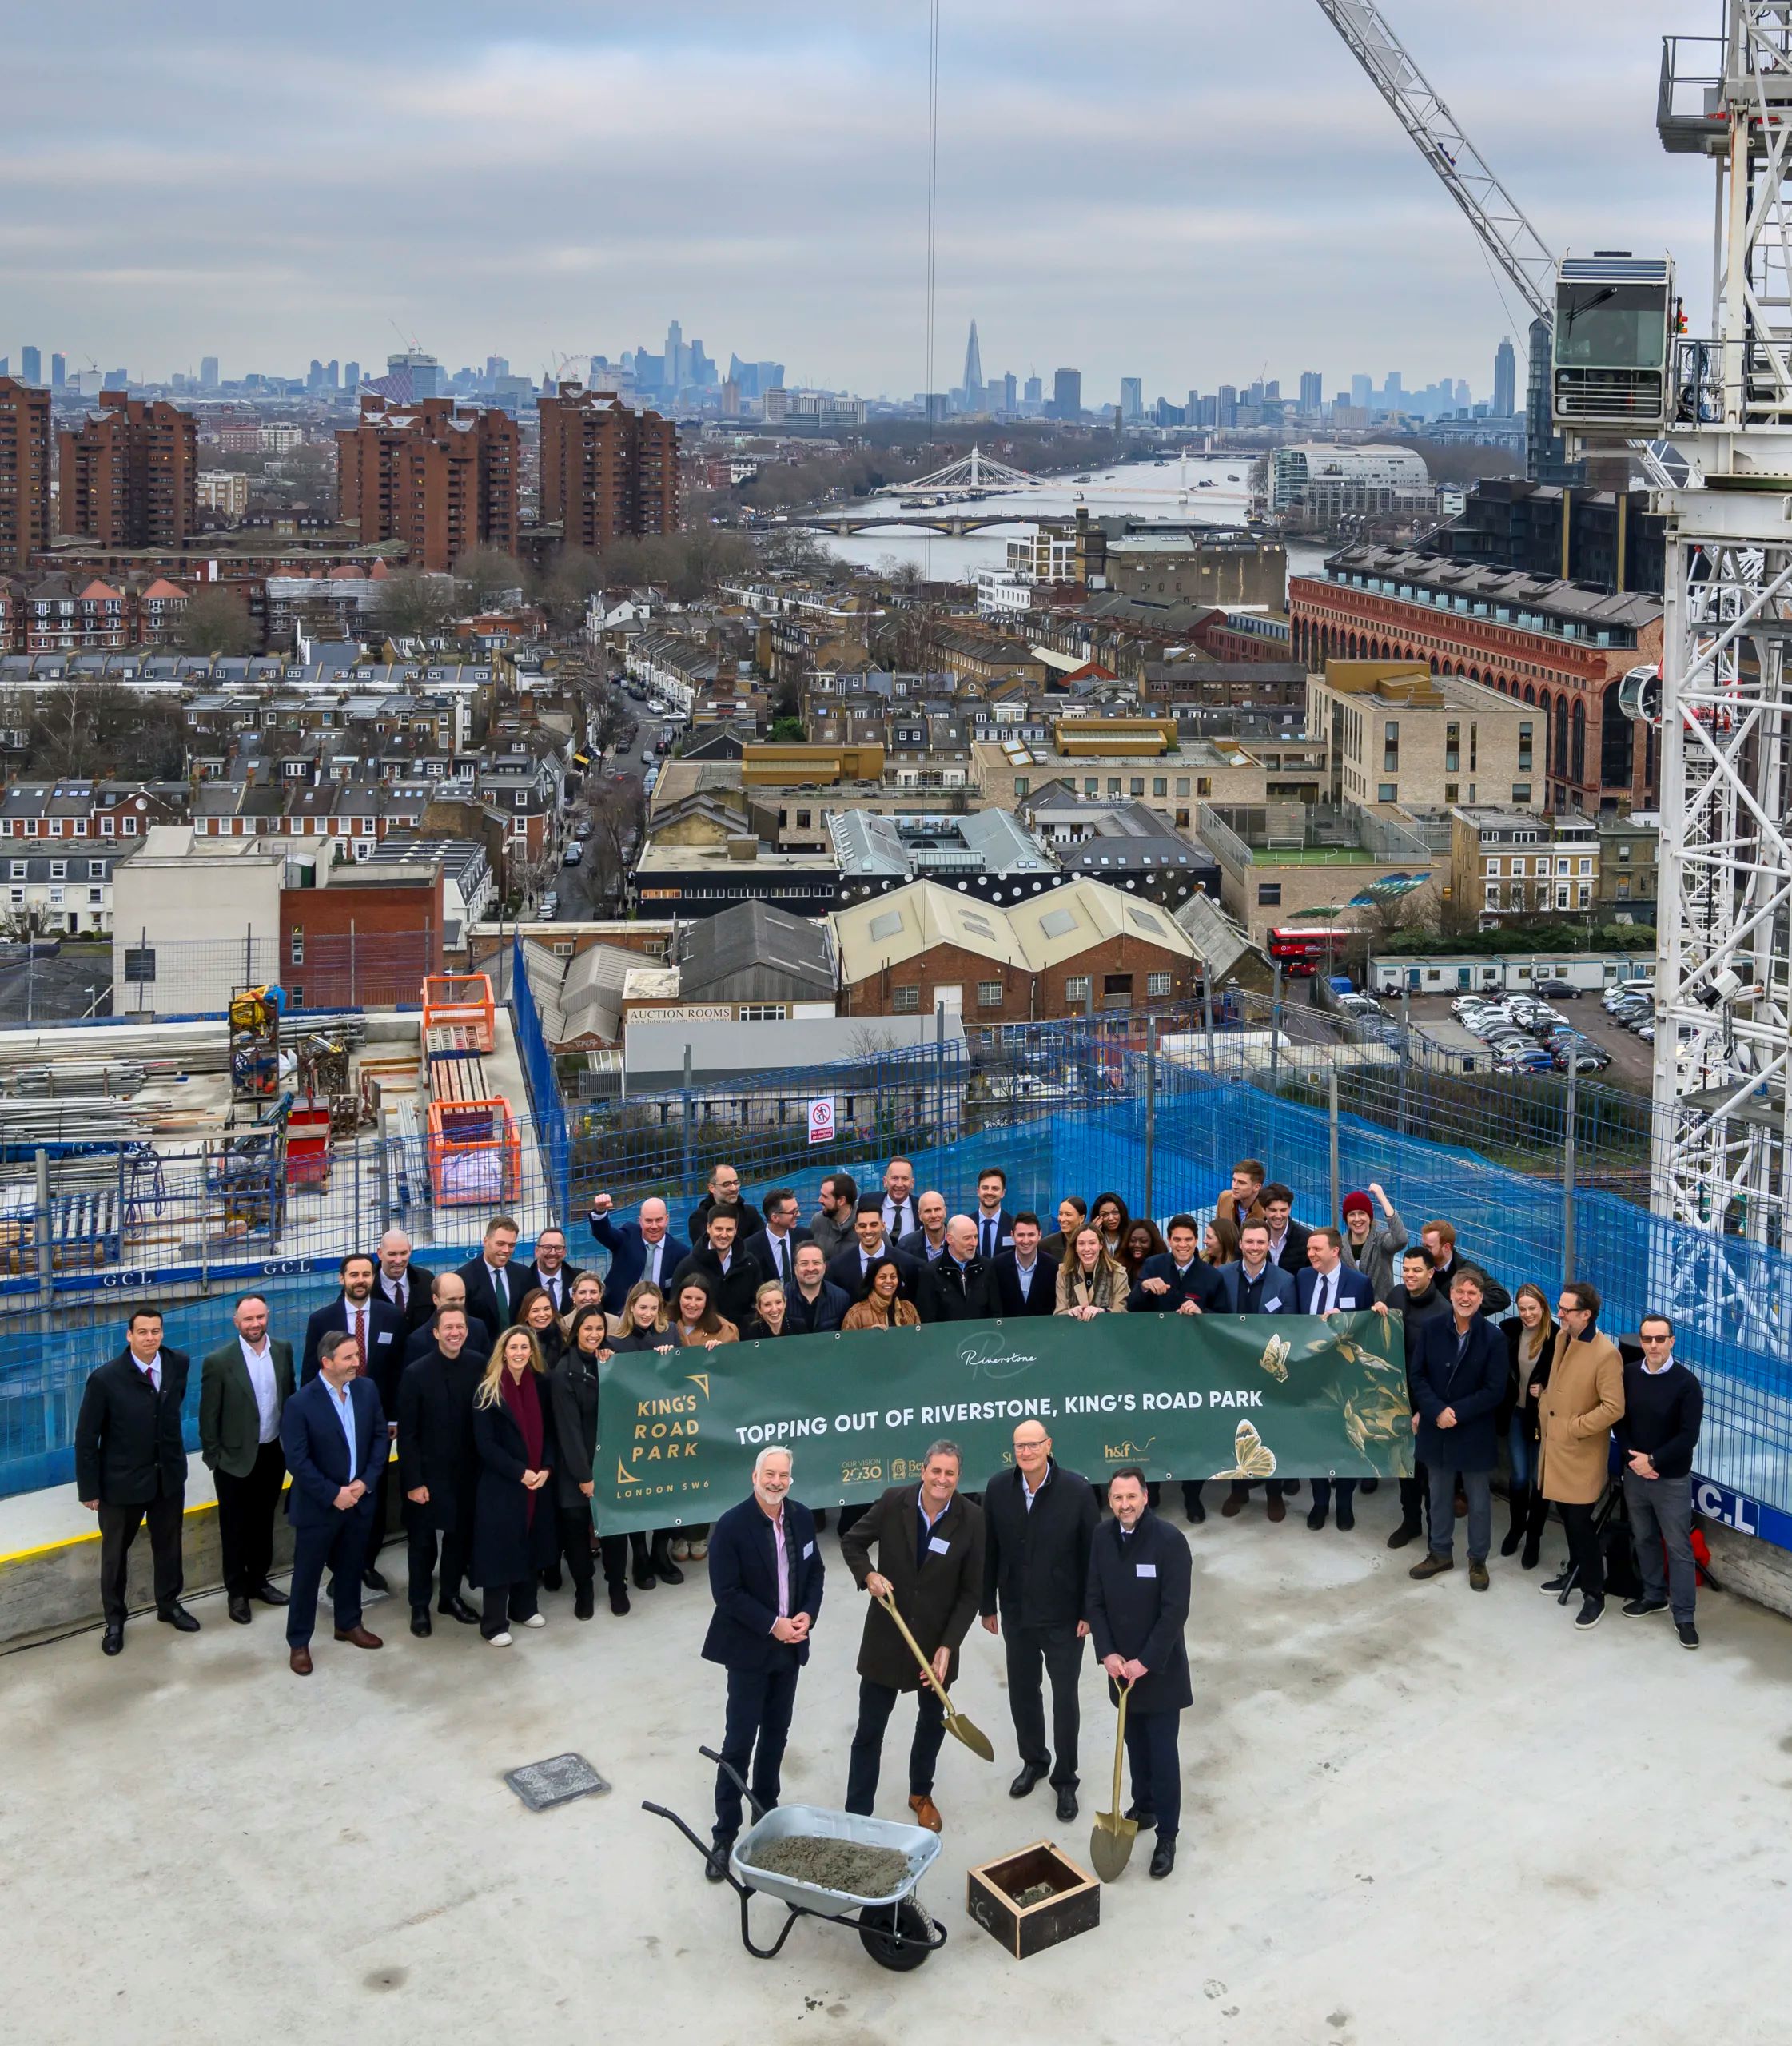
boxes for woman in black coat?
[1500,1282,1555,1566]
[516,1286,566,1370]
[548,1306,642,1620]
[471,1327,560,1644]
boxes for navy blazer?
[1085,1507,1193,1717]
[1411,1311,1508,1474]
[701,1495,826,1670]
[826,1240,922,1304]
[455,1256,527,1343]
[301,1295,406,1405]
[590,1213,679,1316]
[281,1374,388,1529]
[783,1280,850,1335]
[1217,1261,1298,1314]
[991,1249,1057,1318]
[969,1208,1017,1260]
[1296,1264,1376,1316]
[1129,1252,1225,1316]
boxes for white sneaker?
[671,1538,691,1562]
[488,1630,513,1647]
[523,1612,547,1628]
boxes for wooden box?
[966,1841,1100,1959]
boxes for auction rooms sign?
[595,1311,1413,1533]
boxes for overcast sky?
[4,0,1717,404]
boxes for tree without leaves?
[455,546,527,607]
[27,684,186,780]
[177,587,258,658]
[374,569,459,641]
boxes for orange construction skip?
[421,973,496,1053]
[426,1096,521,1208]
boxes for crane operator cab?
[1551,253,1676,436]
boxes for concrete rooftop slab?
[3,1506,1790,2045]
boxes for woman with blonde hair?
[1056,1224,1132,1320]
[471,1326,557,1646]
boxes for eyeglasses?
[1640,1331,1671,1343]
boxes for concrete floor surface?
[5,1504,1790,2046]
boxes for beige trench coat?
[1535,1328,1624,1506]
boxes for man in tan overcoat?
[1534,1280,1625,1629]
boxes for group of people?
[71,1148,1707,1849]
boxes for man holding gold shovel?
[1086,1466,1192,1881]
[841,1440,987,1833]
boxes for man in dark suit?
[971,1167,1017,1265]
[898,1190,950,1267]
[979,1421,1097,1822]
[1218,1222,1299,1520]
[456,1215,523,1342]
[404,1272,492,1366]
[784,1241,850,1335]
[840,1443,986,1831]
[740,1188,812,1292]
[516,1224,584,1317]
[1407,1266,1508,1591]
[589,1193,675,1316]
[826,1200,921,1306]
[281,1328,388,1674]
[701,1446,826,1876]
[1129,1214,1225,1316]
[302,1251,404,1590]
[1261,1182,1312,1277]
[687,1160,751,1247]
[925,1216,996,1324]
[75,1306,198,1655]
[992,1213,1056,1318]
[198,1292,294,1625]
[1297,1228,1378,1531]
[375,1228,435,1335]
[1086,1465,1193,1879]
[878,1156,919,1245]
[396,1304,484,1635]
[669,1210,767,1331]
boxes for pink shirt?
[771,1509,790,1621]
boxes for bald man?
[405,1272,492,1365]
[590,1192,675,1316]
[376,1228,436,1335]
[925,1216,995,1324]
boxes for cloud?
[3,0,1712,402]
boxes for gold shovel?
[1089,1678,1138,1882]
[876,1591,995,1762]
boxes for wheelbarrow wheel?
[858,1897,934,1972]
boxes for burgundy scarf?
[501,1365,544,1527]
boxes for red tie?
[353,1308,367,1375]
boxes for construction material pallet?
[427,1024,491,1105]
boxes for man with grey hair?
[924,1216,995,1324]
[841,1440,986,1832]
[898,1192,950,1264]
[700,1445,825,1877]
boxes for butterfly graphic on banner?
[1210,1420,1277,1480]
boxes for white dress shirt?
[240,1336,281,1443]
[1311,1268,1336,1316]
[323,1376,359,1477]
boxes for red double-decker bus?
[1266,927,1357,977]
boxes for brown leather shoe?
[333,1626,384,1650]
[907,1793,942,1833]
[1266,1491,1287,1523]
[289,1646,313,1675]
[1220,1488,1245,1518]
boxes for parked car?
[540,892,560,921]
[1531,977,1581,998]
[563,844,583,868]
[1555,1046,1609,1073]
[575,819,594,840]
[1335,993,1384,1018]
[1496,1048,1556,1074]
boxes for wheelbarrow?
[643,1746,949,1971]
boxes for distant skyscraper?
[1299,370,1324,411]
[1052,368,1081,420]
[1385,370,1403,400]
[51,352,66,389]
[104,368,128,391]
[1187,388,1201,424]
[665,320,689,393]
[1001,371,1017,413]
[1024,373,1042,405]
[1217,384,1239,428]
[1351,373,1372,410]
[1493,336,1516,416]
[1264,380,1280,401]
[343,360,360,392]
[20,346,41,385]
[200,355,219,390]
[487,355,510,383]
[1119,376,1143,422]
[1248,379,1265,407]
[962,320,984,410]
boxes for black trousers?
[481,1579,539,1638]
[1559,1500,1606,1598]
[1181,1482,1205,1515]
[556,1504,597,1591]
[98,1485,185,1626]
[405,1508,472,1611]
[715,1654,802,1841]
[1124,1706,1183,1841]
[845,1678,946,1813]
[213,1440,285,1595]
[1399,1462,1431,1530]
[363,1460,390,1565]
[1004,1620,1085,1787]
[287,1509,372,1647]
[1308,1478,1357,1515]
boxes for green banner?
[595,1312,1413,1534]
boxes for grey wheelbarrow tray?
[643,1745,949,1969]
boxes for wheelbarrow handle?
[699,1743,767,1827]
[643,1799,750,1899]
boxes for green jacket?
[199,1335,295,1478]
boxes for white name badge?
[928,1535,951,1555]
[376,1330,393,1343]
[802,1541,815,1559]
[1136,1562,1157,1578]
[1264,1299,1283,1312]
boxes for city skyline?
[5,1,1708,395]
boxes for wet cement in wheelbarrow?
[746,1836,913,1895]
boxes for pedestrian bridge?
[791,508,1070,537]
